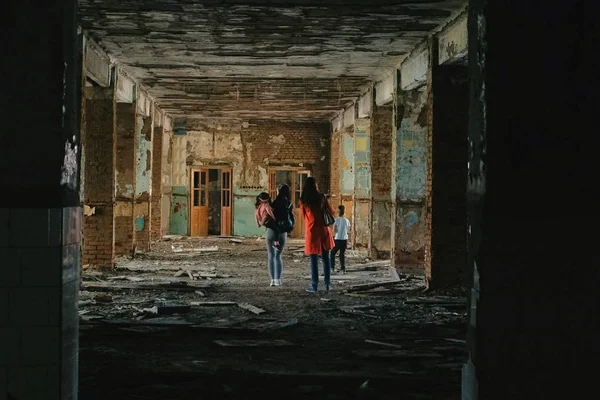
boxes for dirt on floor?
[79,236,467,400]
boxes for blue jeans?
[266,229,287,280]
[309,248,331,290]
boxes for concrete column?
[0,0,81,397]
[150,123,164,242]
[170,132,189,235]
[329,128,342,202]
[352,118,371,250]
[391,87,429,269]
[82,87,116,268]
[369,104,394,259]
[161,130,174,237]
[114,102,137,257]
[133,112,153,250]
[429,63,469,287]
[464,1,593,398]
[337,127,355,243]
[423,39,469,289]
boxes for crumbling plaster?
[79,0,468,122]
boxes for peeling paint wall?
[170,133,188,235]
[340,127,355,196]
[170,121,330,237]
[161,130,173,236]
[353,118,371,249]
[135,115,152,197]
[393,87,428,267]
[397,91,428,201]
[134,114,153,250]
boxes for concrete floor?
[78,237,467,399]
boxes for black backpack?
[273,199,295,233]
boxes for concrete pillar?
[170,132,188,235]
[352,118,371,250]
[423,39,469,288]
[391,87,429,269]
[114,102,137,257]
[339,127,355,242]
[0,0,81,397]
[329,128,342,202]
[150,123,164,242]
[429,63,469,287]
[161,129,174,237]
[464,1,593,398]
[370,104,394,259]
[133,112,153,250]
[82,87,116,268]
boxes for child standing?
[255,192,281,251]
[330,205,350,274]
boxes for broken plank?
[86,318,194,327]
[214,339,294,347]
[364,339,403,349]
[191,301,236,306]
[339,306,380,319]
[444,338,466,344]
[389,267,401,281]
[193,246,219,252]
[81,281,209,293]
[345,281,403,292]
[352,350,441,359]
[238,302,266,315]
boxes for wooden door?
[190,169,209,236]
[269,171,277,200]
[292,171,310,238]
[221,169,232,236]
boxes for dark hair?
[255,192,271,208]
[276,184,291,201]
[338,205,345,215]
[300,176,322,209]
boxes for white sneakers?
[270,279,275,286]
[270,279,282,286]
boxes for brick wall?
[329,128,341,200]
[150,125,164,242]
[370,104,394,257]
[245,121,331,192]
[370,105,393,197]
[114,103,136,257]
[82,93,115,267]
[188,120,331,192]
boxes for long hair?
[276,184,291,201]
[300,176,321,209]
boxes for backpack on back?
[273,200,295,233]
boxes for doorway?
[269,169,310,238]
[190,167,232,236]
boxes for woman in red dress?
[300,177,335,292]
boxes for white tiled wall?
[0,207,81,400]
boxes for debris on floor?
[79,236,466,400]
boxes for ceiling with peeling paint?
[79,0,467,122]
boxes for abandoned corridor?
[1,0,594,399]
